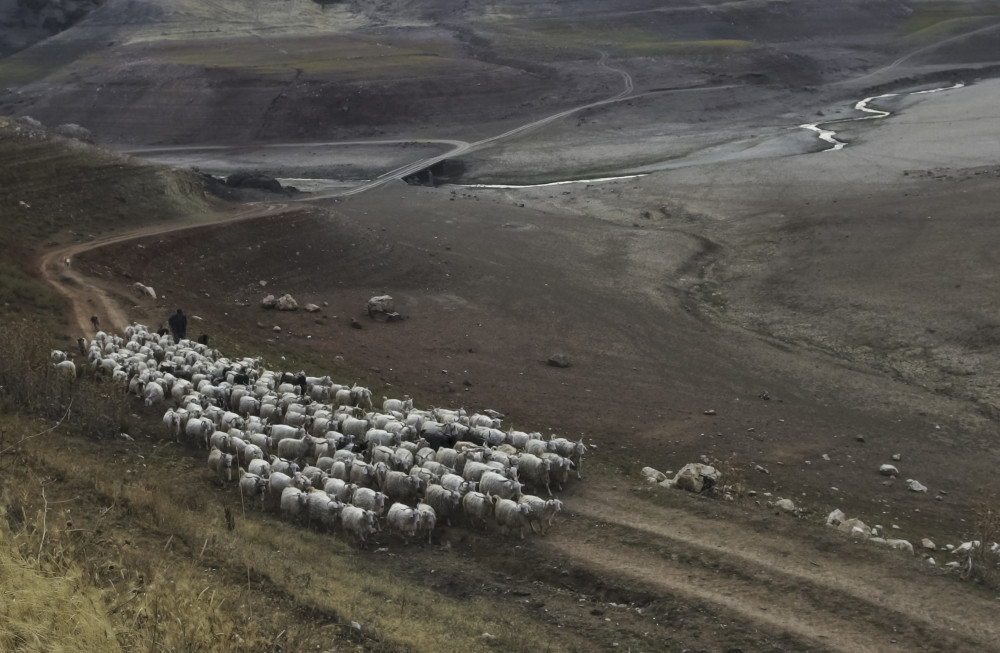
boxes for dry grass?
[963,502,1000,589]
[0,320,131,439]
[1,413,569,652]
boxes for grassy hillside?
[0,116,216,319]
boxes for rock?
[879,464,899,476]
[225,171,284,193]
[261,294,277,309]
[547,353,571,368]
[671,463,720,493]
[641,466,667,483]
[921,538,936,551]
[754,464,770,474]
[276,294,298,311]
[886,539,914,554]
[658,479,675,489]
[775,498,796,512]
[304,303,321,313]
[837,518,870,539]
[256,321,267,329]
[826,509,847,526]
[821,453,830,461]
[703,409,717,416]
[855,435,866,443]
[891,453,901,461]
[870,537,887,545]
[272,326,281,333]
[54,123,94,143]
[927,557,936,565]
[259,280,268,287]
[367,295,395,318]
[350,318,363,329]
[906,479,928,493]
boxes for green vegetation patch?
[153,35,458,79]
[902,2,1000,36]
[530,23,753,57]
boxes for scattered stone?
[367,294,395,318]
[259,280,268,287]
[758,390,770,400]
[775,498,796,512]
[891,453,901,461]
[304,303,321,313]
[323,301,329,307]
[855,435,866,443]
[886,539,914,555]
[276,294,298,311]
[272,326,281,333]
[879,464,899,476]
[821,453,830,461]
[54,123,94,143]
[927,557,936,565]
[261,294,277,309]
[547,354,571,368]
[906,479,928,493]
[837,518,870,538]
[826,509,846,526]
[935,495,944,501]
[703,409,717,416]
[350,318,363,330]
[641,466,667,483]
[671,463,720,493]
[256,321,267,329]
[921,538,936,551]
[755,465,770,475]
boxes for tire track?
[542,489,1000,652]
[39,202,298,335]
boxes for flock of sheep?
[64,324,581,545]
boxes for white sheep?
[341,505,380,546]
[53,360,77,378]
[478,471,522,501]
[423,485,461,526]
[462,491,496,529]
[208,447,235,483]
[351,487,387,516]
[279,486,309,521]
[518,495,562,534]
[494,498,532,539]
[386,502,421,542]
[239,469,268,511]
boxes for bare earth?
[11,0,1000,650]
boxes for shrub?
[0,320,130,439]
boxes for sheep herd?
[64,324,581,546]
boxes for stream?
[799,83,965,152]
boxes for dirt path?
[541,484,1000,652]
[38,202,296,335]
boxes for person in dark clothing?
[168,309,187,344]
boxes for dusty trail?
[540,486,1000,652]
[38,202,296,336]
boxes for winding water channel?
[800,83,965,152]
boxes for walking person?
[168,309,187,344]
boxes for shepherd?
[168,309,187,344]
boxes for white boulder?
[641,466,667,483]
[886,539,914,554]
[671,463,720,493]
[276,294,298,311]
[879,464,898,476]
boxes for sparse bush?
[0,320,131,438]
[962,502,1000,588]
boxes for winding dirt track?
[39,202,297,336]
[547,486,1000,652]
